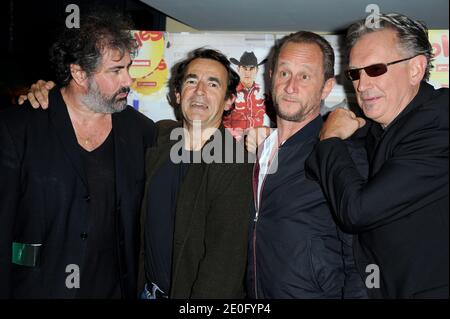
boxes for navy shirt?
[144,150,194,294]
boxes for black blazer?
[306,82,449,298]
[0,88,156,298]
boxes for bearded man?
[0,12,156,299]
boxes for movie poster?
[429,30,449,88]
[128,30,449,124]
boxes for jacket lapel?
[49,89,88,188]
[112,113,133,204]
[367,82,435,175]
[145,139,176,183]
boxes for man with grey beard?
[0,13,156,298]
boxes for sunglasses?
[345,56,417,81]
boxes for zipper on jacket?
[252,139,277,299]
[252,162,268,299]
[252,156,260,298]
[252,222,258,298]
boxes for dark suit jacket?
[306,82,449,298]
[0,88,156,298]
[141,121,253,298]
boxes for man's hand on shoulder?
[320,108,366,141]
[245,126,273,154]
[17,80,56,109]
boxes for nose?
[356,69,373,93]
[284,76,297,94]
[194,81,206,95]
[123,71,133,87]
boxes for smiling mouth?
[191,102,208,110]
[361,96,381,104]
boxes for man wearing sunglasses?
[306,13,448,298]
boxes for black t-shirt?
[76,131,121,298]
[144,150,195,294]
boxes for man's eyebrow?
[276,62,291,70]
[277,62,314,72]
[208,76,221,84]
[300,65,314,72]
[183,74,221,85]
[108,61,132,71]
[108,66,123,71]
[184,74,198,80]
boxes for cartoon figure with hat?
[223,51,269,140]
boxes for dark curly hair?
[49,11,137,86]
[167,48,240,107]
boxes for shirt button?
[84,195,91,202]
[80,232,88,240]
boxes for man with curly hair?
[0,12,156,298]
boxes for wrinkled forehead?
[184,58,228,83]
[97,48,132,69]
[276,42,325,72]
[349,29,402,66]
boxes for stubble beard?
[273,94,313,122]
[81,78,129,114]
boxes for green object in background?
[12,242,41,267]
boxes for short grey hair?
[345,13,433,80]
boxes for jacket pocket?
[309,236,345,297]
